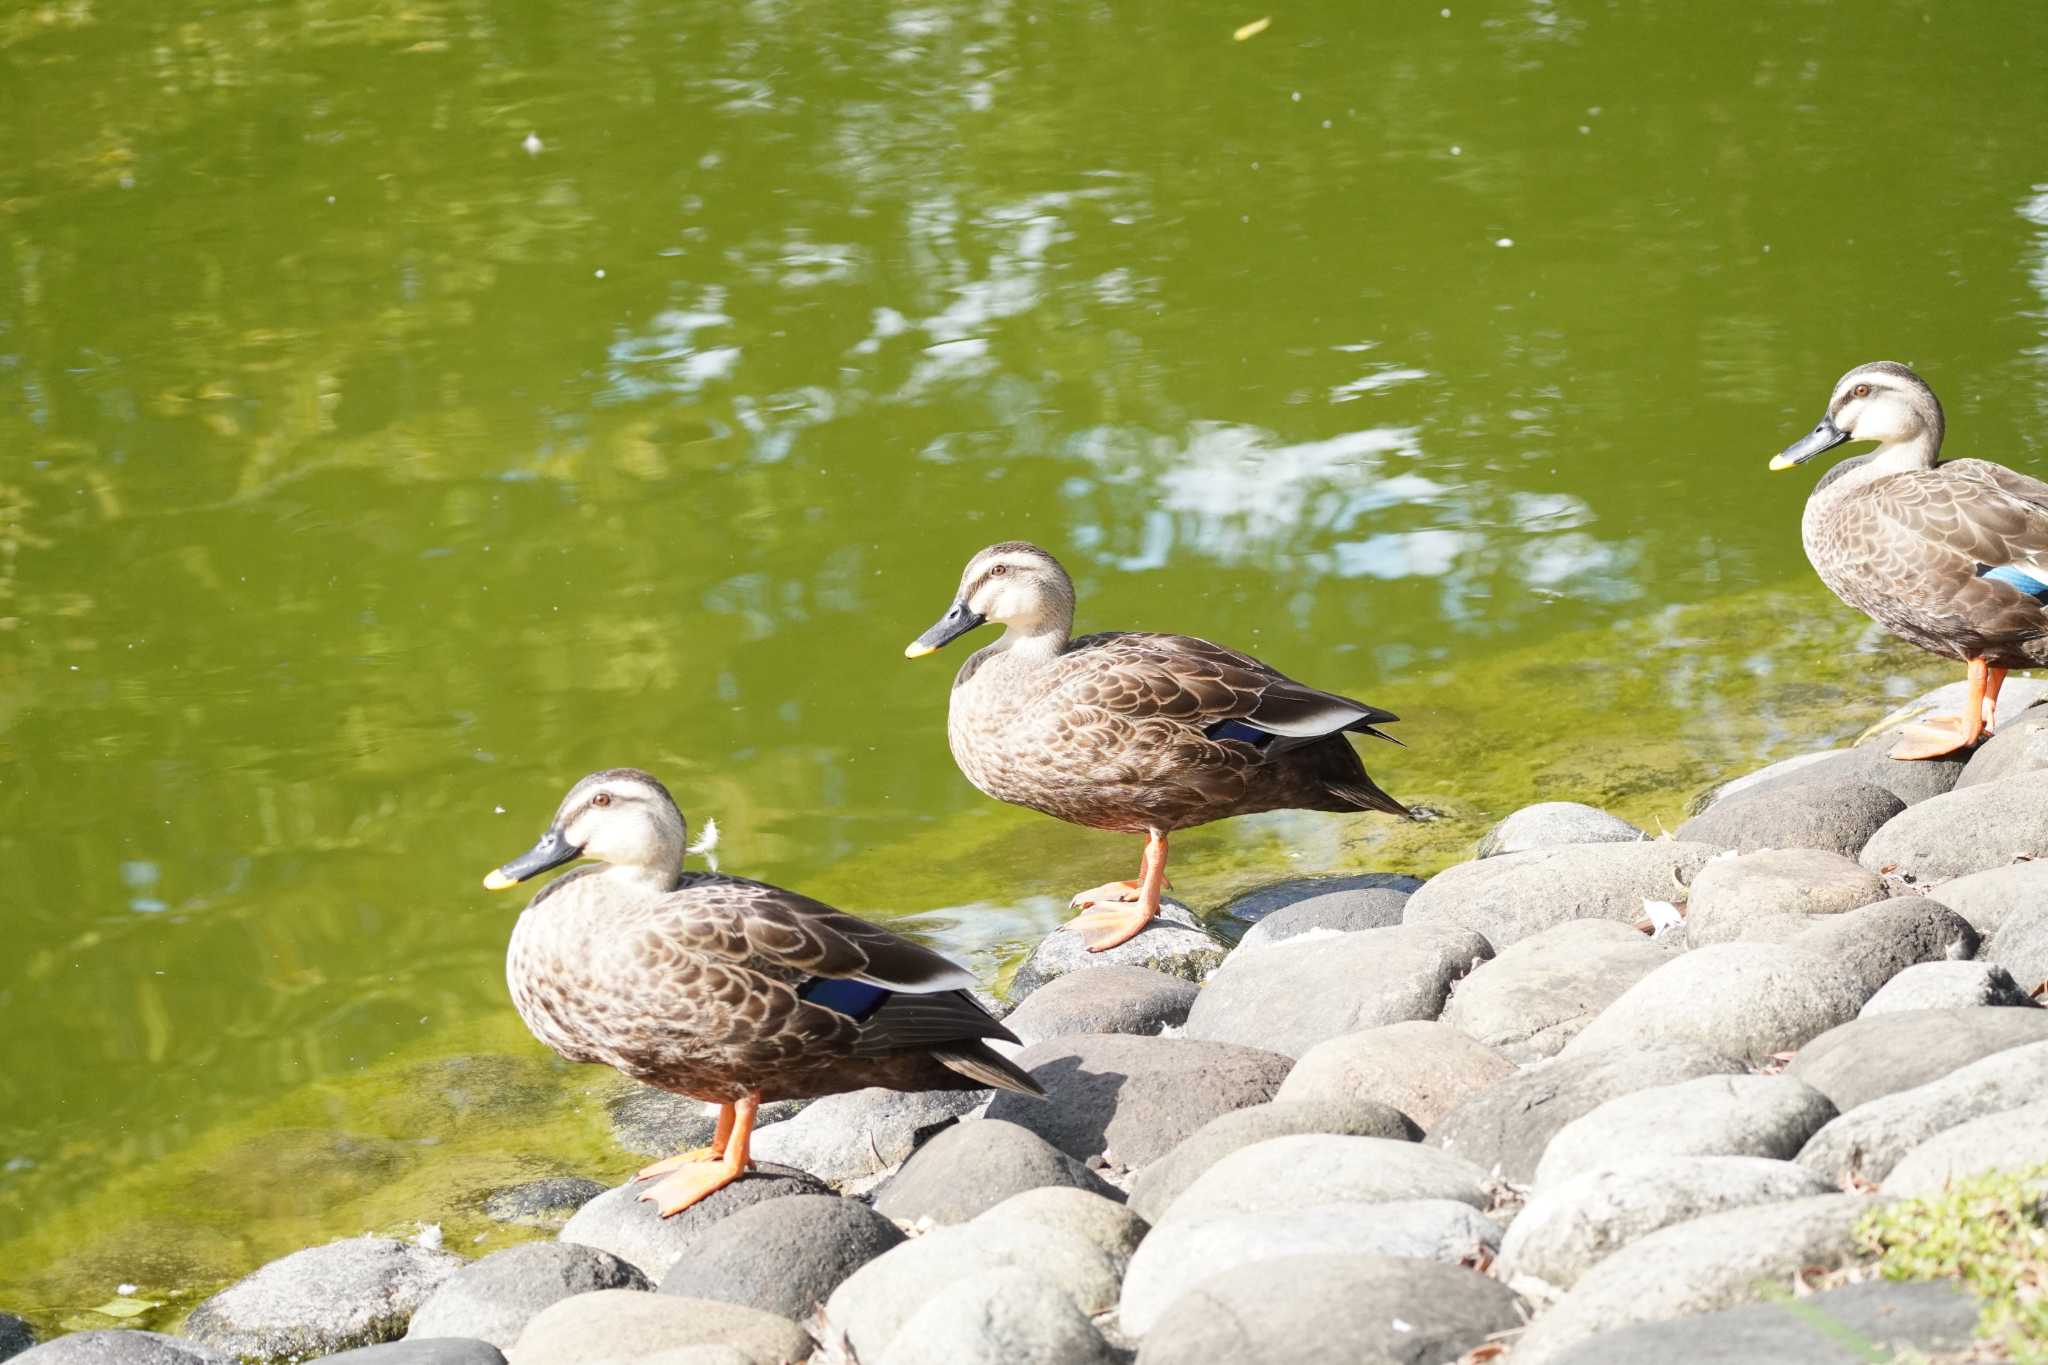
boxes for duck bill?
[1770,416,1850,471]
[904,599,986,659]
[482,827,582,890]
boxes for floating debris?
[1233,16,1270,41]
[522,131,544,156]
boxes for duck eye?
[990,564,1008,576]
[592,792,612,807]
[1853,384,1870,398]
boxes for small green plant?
[1858,1163,2048,1363]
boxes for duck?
[481,767,1041,1216]
[904,541,1413,952]
[1773,360,2048,759]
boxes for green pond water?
[4,0,2047,1332]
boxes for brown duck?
[1773,361,2048,759]
[905,541,1413,951]
[482,768,1040,1216]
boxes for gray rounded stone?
[1564,943,1868,1064]
[1158,1134,1488,1225]
[1275,1020,1514,1129]
[872,1268,1114,1365]
[1534,1074,1836,1189]
[1859,770,2048,881]
[1126,1099,1420,1225]
[1007,900,1226,1000]
[1429,1041,1746,1183]
[1955,707,2048,789]
[1184,922,1492,1057]
[871,1119,1119,1224]
[1789,898,1978,997]
[1221,874,1423,943]
[1786,1006,2048,1111]
[1500,1156,1834,1290]
[1798,1038,2048,1185]
[183,1237,463,1362]
[480,1177,606,1230]
[1860,960,2038,1015]
[510,1290,809,1365]
[982,1033,1291,1167]
[557,1165,832,1280]
[1677,780,1903,858]
[11,1335,230,1365]
[407,1241,647,1348]
[1477,802,1645,858]
[1441,919,1678,1060]
[1705,743,1967,815]
[999,965,1198,1045]
[1686,749,1844,815]
[1931,860,2048,936]
[656,1194,901,1322]
[1403,841,1725,948]
[1119,1200,1503,1335]
[1548,1278,1981,1365]
[605,1082,804,1159]
[974,1187,1147,1268]
[1684,848,1887,947]
[1988,900,2048,995]
[0,1316,31,1363]
[747,1086,989,1186]
[1134,1254,1524,1365]
[1882,1098,2048,1195]
[322,1342,508,1364]
[1508,1194,1877,1365]
[1860,679,2048,747]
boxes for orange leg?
[634,1101,736,1181]
[639,1092,758,1217]
[1892,658,1991,760]
[1986,667,2009,730]
[1065,830,1167,952]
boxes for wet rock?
[1684,848,1887,947]
[1007,900,1226,1000]
[655,1193,900,1322]
[824,1216,1121,1360]
[1126,1099,1420,1224]
[975,1186,1147,1267]
[1274,1020,1514,1128]
[1220,874,1422,941]
[1564,942,1867,1064]
[407,1242,646,1348]
[1786,1007,2048,1111]
[1676,780,1903,858]
[1799,1038,2048,1185]
[480,1176,606,1230]
[1156,1134,1488,1224]
[1858,770,2048,881]
[1533,1074,1836,1189]
[747,1086,988,1186]
[999,965,1197,1045]
[324,1341,508,1364]
[1183,922,1491,1056]
[557,1165,831,1280]
[184,1236,463,1361]
[1860,960,2037,1015]
[1686,749,1842,815]
[873,1267,1114,1365]
[1500,1156,1833,1290]
[1508,1194,1875,1364]
[982,1033,1290,1167]
[1440,919,1677,1060]
[11,1334,229,1364]
[1705,744,1967,816]
[1988,901,2048,995]
[1932,860,2048,935]
[1403,841,1723,948]
[0,1316,30,1362]
[1133,1254,1523,1364]
[1789,898,1978,996]
[871,1119,1118,1224]
[1955,706,2048,789]
[1477,802,1645,858]
[1548,1278,1981,1365]
[1883,1098,2048,1195]
[605,1081,804,1159]
[1429,1041,1745,1183]
[509,1290,808,1364]
[1119,1199,1503,1335]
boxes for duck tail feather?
[930,1043,1046,1098]
[1330,778,1416,821]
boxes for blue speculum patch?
[1978,564,2048,601]
[1206,718,1274,746]
[797,976,893,1020]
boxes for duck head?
[904,541,1077,658]
[1771,361,1946,472]
[483,767,688,892]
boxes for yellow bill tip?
[482,868,517,891]
[1768,453,1799,472]
[904,640,937,659]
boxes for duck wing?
[1867,463,2048,641]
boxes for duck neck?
[993,618,1070,667]
[1866,432,1941,473]
[592,857,685,896]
